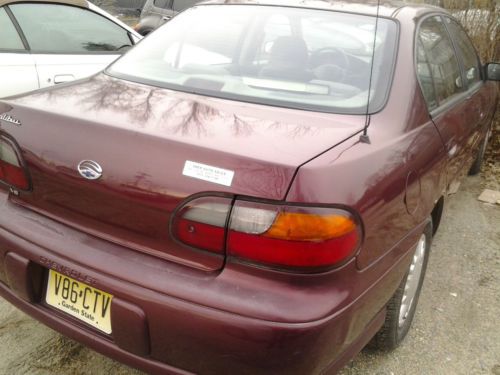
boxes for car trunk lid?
[0,74,365,271]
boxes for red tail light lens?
[172,195,362,271]
[171,196,232,254]
[227,201,360,270]
[0,134,30,191]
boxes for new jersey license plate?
[46,270,113,334]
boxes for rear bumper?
[0,192,418,374]
[0,272,385,375]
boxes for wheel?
[469,127,491,175]
[371,221,432,350]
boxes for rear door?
[0,7,38,97]
[416,15,479,194]
[8,3,133,88]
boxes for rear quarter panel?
[287,7,448,270]
[283,11,450,359]
[286,88,447,270]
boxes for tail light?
[171,196,232,254]
[172,195,361,271]
[0,134,30,191]
[228,200,360,269]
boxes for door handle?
[53,74,75,84]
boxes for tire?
[371,221,432,350]
[468,128,491,175]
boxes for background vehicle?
[0,1,498,374]
[112,0,147,16]
[134,0,199,35]
[0,0,142,98]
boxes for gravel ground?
[339,174,500,375]
[0,164,498,374]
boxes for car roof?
[0,0,88,8]
[199,0,445,19]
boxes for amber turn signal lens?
[264,212,356,241]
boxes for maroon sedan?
[0,1,498,373]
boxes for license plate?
[46,270,113,334]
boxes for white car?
[0,0,142,98]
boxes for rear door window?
[10,3,132,53]
[0,7,25,50]
[418,16,463,107]
[444,17,481,87]
[416,38,438,110]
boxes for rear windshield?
[108,5,398,114]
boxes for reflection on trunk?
[41,75,316,140]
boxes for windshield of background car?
[108,5,398,114]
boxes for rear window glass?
[108,5,398,114]
[10,4,132,53]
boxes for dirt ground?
[0,154,499,374]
